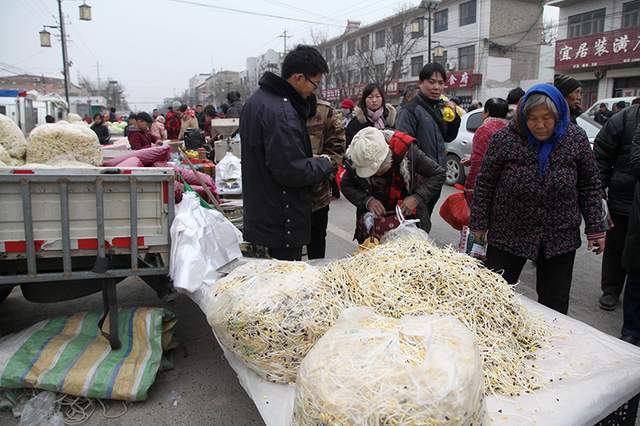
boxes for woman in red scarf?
[341,127,445,242]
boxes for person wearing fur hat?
[554,73,583,124]
[345,83,397,147]
[341,127,445,242]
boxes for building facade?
[318,0,547,108]
[0,74,86,97]
[245,49,282,91]
[550,0,640,108]
[195,71,243,107]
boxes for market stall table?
[187,268,640,426]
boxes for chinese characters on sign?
[555,28,640,71]
[444,71,478,89]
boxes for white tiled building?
[549,0,640,107]
[318,0,552,107]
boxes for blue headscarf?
[518,84,570,176]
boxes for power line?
[166,0,344,27]
[262,0,343,24]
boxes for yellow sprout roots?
[293,307,486,426]
[207,260,345,384]
[322,238,548,396]
[27,122,103,166]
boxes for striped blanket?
[0,307,175,401]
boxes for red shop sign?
[445,71,481,89]
[555,27,640,71]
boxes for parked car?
[445,108,483,185]
[582,96,635,118]
[576,114,600,147]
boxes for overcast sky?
[1,1,557,111]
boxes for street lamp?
[433,45,445,59]
[411,0,442,63]
[79,2,92,21]
[39,28,52,47]
[38,0,93,113]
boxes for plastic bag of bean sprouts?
[26,122,102,166]
[0,113,27,161]
[206,259,344,384]
[293,307,486,426]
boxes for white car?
[444,108,484,186]
[582,96,635,117]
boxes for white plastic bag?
[169,192,242,293]
[215,152,242,195]
[293,307,486,426]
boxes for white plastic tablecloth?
[188,278,640,426]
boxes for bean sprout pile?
[322,237,548,396]
[209,237,548,397]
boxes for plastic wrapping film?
[293,307,486,425]
[206,260,344,384]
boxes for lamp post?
[39,0,93,112]
[411,0,441,63]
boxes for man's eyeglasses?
[305,75,321,90]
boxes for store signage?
[444,71,480,89]
[555,27,640,71]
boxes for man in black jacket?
[594,104,640,310]
[240,45,332,261]
[621,121,640,345]
[395,62,460,217]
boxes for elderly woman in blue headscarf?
[469,84,606,314]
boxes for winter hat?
[346,127,390,178]
[156,115,165,123]
[137,112,153,124]
[341,98,355,109]
[554,73,582,97]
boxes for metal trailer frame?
[0,171,175,350]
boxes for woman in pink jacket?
[150,115,168,141]
[464,98,509,206]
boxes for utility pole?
[278,28,292,54]
[57,0,71,111]
[96,61,101,94]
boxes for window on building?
[459,0,477,26]
[411,56,424,77]
[567,8,605,38]
[336,44,343,59]
[392,60,403,79]
[392,24,403,44]
[411,19,424,39]
[623,0,640,28]
[360,34,370,52]
[434,49,448,68]
[375,29,385,49]
[347,39,356,56]
[458,45,475,70]
[434,9,448,33]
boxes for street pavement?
[0,185,627,425]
